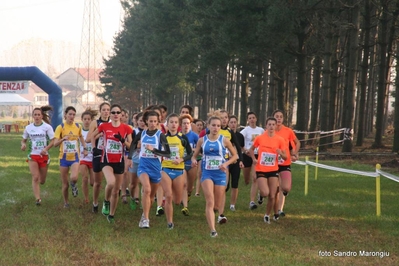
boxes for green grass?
[0,133,398,265]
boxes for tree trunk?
[309,55,321,146]
[295,29,308,141]
[374,1,389,148]
[356,0,371,146]
[240,66,249,126]
[393,41,399,152]
[342,2,360,152]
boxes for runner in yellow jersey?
[54,106,88,208]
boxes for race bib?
[63,140,77,153]
[32,138,46,151]
[165,146,179,161]
[97,136,105,150]
[141,145,158,158]
[106,139,123,154]
[86,143,92,153]
[205,156,223,170]
[260,152,276,166]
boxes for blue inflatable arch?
[0,66,62,128]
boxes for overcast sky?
[0,0,122,54]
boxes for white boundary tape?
[293,160,381,178]
[378,170,399,183]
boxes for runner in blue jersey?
[128,110,171,229]
[191,116,238,238]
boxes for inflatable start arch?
[0,66,62,128]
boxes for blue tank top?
[201,135,226,171]
[138,129,162,172]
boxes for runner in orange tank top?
[273,110,300,218]
[248,117,286,224]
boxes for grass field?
[0,133,398,265]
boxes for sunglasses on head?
[111,111,121,115]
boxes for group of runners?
[21,103,300,237]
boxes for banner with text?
[0,81,29,94]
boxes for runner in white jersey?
[21,106,55,205]
[79,108,97,204]
[239,112,265,210]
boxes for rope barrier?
[293,159,399,216]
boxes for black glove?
[92,147,102,156]
[114,132,125,144]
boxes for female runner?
[273,110,300,217]
[86,102,110,213]
[216,110,243,223]
[160,114,192,229]
[180,114,198,215]
[79,108,98,203]
[248,117,286,223]
[120,109,133,203]
[226,115,244,211]
[21,106,55,205]
[54,106,88,208]
[92,104,132,223]
[128,112,145,210]
[240,112,264,210]
[191,116,238,237]
[128,110,171,229]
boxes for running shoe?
[130,198,137,210]
[217,214,227,224]
[181,207,189,216]
[140,219,150,229]
[264,214,270,224]
[71,182,78,197]
[102,200,110,216]
[210,230,218,238]
[249,201,257,210]
[273,214,279,222]
[257,193,263,205]
[195,193,200,197]
[156,206,164,216]
[64,203,70,208]
[35,199,41,206]
[138,214,145,228]
[107,215,115,224]
[92,204,98,213]
[278,210,286,217]
[167,223,174,230]
[230,205,236,212]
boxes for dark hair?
[193,119,204,127]
[272,109,284,117]
[110,104,122,111]
[64,106,76,114]
[167,113,180,124]
[158,104,167,112]
[229,115,238,122]
[99,102,110,111]
[265,117,277,124]
[144,104,157,111]
[247,111,256,118]
[179,105,193,116]
[32,105,53,124]
[143,110,160,125]
[136,112,143,121]
[81,107,98,120]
